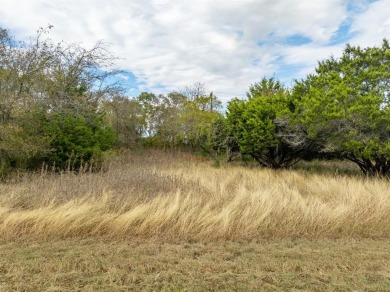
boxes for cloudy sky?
[0,0,389,100]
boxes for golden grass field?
[0,150,389,290]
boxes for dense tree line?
[103,87,222,151]
[1,26,389,176]
[221,40,390,176]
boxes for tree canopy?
[226,77,308,168]
[293,40,390,175]
[1,24,390,177]
[0,26,119,174]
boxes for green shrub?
[43,115,116,171]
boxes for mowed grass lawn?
[0,150,389,290]
[1,238,389,291]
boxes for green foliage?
[151,95,174,145]
[177,97,221,150]
[0,124,48,172]
[43,115,116,170]
[2,25,389,176]
[103,96,144,147]
[208,115,236,158]
[130,89,223,152]
[294,40,390,175]
[226,78,304,168]
[0,105,49,176]
[0,26,120,174]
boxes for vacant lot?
[0,151,389,290]
[1,238,389,291]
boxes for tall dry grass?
[0,150,389,240]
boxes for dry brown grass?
[0,150,389,241]
[1,151,390,290]
[1,238,389,291]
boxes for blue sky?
[0,0,389,101]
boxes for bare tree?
[181,82,206,100]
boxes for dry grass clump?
[0,150,389,240]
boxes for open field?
[1,238,389,291]
[0,150,390,290]
[1,150,389,240]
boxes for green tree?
[0,27,52,173]
[178,99,220,151]
[0,26,120,173]
[226,78,306,168]
[293,40,390,175]
[44,115,116,171]
[206,115,240,162]
[149,89,222,151]
[104,96,144,147]
[136,92,159,137]
[153,92,188,147]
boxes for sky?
[0,0,389,101]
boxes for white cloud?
[349,0,390,46]
[0,0,388,100]
[116,73,129,81]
